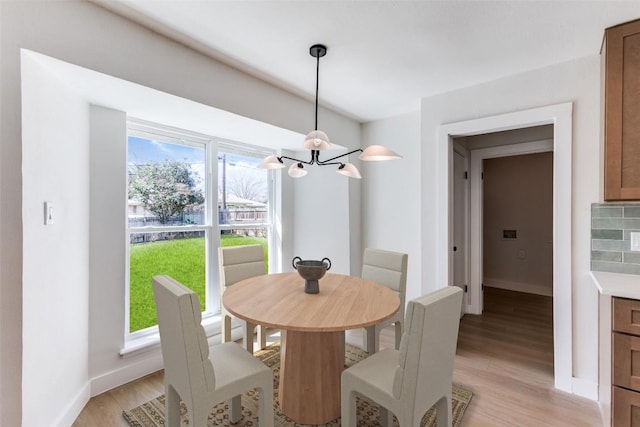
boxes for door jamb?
[453,143,470,313]
[436,102,573,393]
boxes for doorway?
[482,151,553,297]
[469,137,554,313]
[436,102,573,393]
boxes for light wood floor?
[73,287,602,426]
[455,287,601,426]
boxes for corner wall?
[361,111,421,303]
[21,51,91,427]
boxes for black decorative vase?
[292,256,332,294]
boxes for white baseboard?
[572,377,598,401]
[91,353,164,397]
[54,381,90,427]
[90,324,244,397]
[484,278,553,297]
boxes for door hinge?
[481,283,484,290]
[481,172,484,179]
[464,285,468,293]
[464,171,468,179]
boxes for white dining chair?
[341,286,463,427]
[153,275,274,427]
[219,244,268,354]
[361,248,408,353]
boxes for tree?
[129,161,204,224]
[227,172,267,203]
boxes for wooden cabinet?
[603,19,640,201]
[613,297,640,425]
[613,386,640,426]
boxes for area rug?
[123,343,472,426]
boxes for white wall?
[88,106,135,390]
[292,153,352,274]
[483,152,554,296]
[419,56,600,389]
[361,111,422,303]
[0,2,360,425]
[21,52,91,426]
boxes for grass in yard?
[129,235,267,332]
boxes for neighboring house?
[219,194,268,225]
[128,195,267,241]
[127,199,149,218]
[128,196,267,224]
[0,1,628,426]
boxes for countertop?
[591,270,640,299]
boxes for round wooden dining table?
[223,271,400,424]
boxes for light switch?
[631,232,640,252]
[44,201,54,225]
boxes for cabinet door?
[614,333,640,391]
[613,386,640,426]
[604,19,640,201]
[613,297,640,335]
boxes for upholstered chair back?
[361,248,407,304]
[392,286,462,421]
[219,244,265,287]
[153,275,215,397]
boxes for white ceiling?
[95,0,640,123]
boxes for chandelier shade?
[303,130,331,150]
[288,162,308,178]
[261,154,286,169]
[260,43,400,179]
[359,145,402,161]
[337,162,362,179]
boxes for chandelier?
[260,44,401,178]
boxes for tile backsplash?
[592,203,640,275]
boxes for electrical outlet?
[517,249,526,259]
[631,232,640,252]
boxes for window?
[218,147,271,271]
[126,120,274,337]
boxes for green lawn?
[129,235,268,332]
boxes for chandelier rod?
[309,44,326,131]
[315,49,319,131]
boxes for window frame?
[123,119,276,347]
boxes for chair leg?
[257,325,267,350]
[243,321,255,354]
[340,387,357,427]
[394,320,403,350]
[364,325,380,354]
[222,314,232,343]
[191,404,211,427]
[379,406,394,427]
[165,384,181,427]
[435,395,452,427]
[229,395,242,424]
[257,382,274,427]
